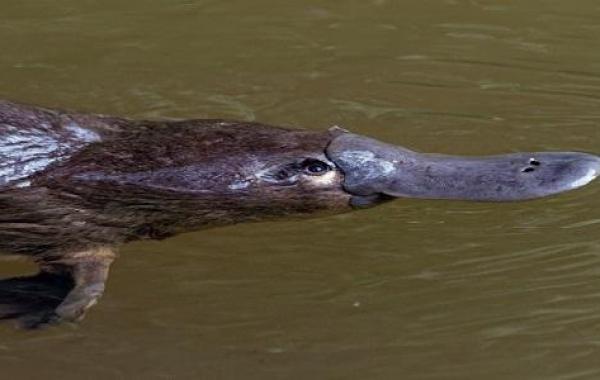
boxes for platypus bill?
[0,100,598,328]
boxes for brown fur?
[0,100,352,327]
[0,104,351,257]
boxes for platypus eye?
[302,159,331,176]
[261,159,331,185]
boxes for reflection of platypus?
[1,100,599,328]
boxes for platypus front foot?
[0,247,115,329]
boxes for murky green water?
[2,1,600,379]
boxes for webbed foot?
[0,248,115,329]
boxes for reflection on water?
[2,0,600,379]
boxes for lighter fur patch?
[309,170,338,187]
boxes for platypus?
[1,100,598,328]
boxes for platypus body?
[0,100,598,328]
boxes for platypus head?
[242,126,600,215]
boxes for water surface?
[2,1,600,379]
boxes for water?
[2,1,600,379]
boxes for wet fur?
[0,100,351,327]
[0,103,350,257]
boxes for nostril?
[529,158,541,166]
[522,167,535,173]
